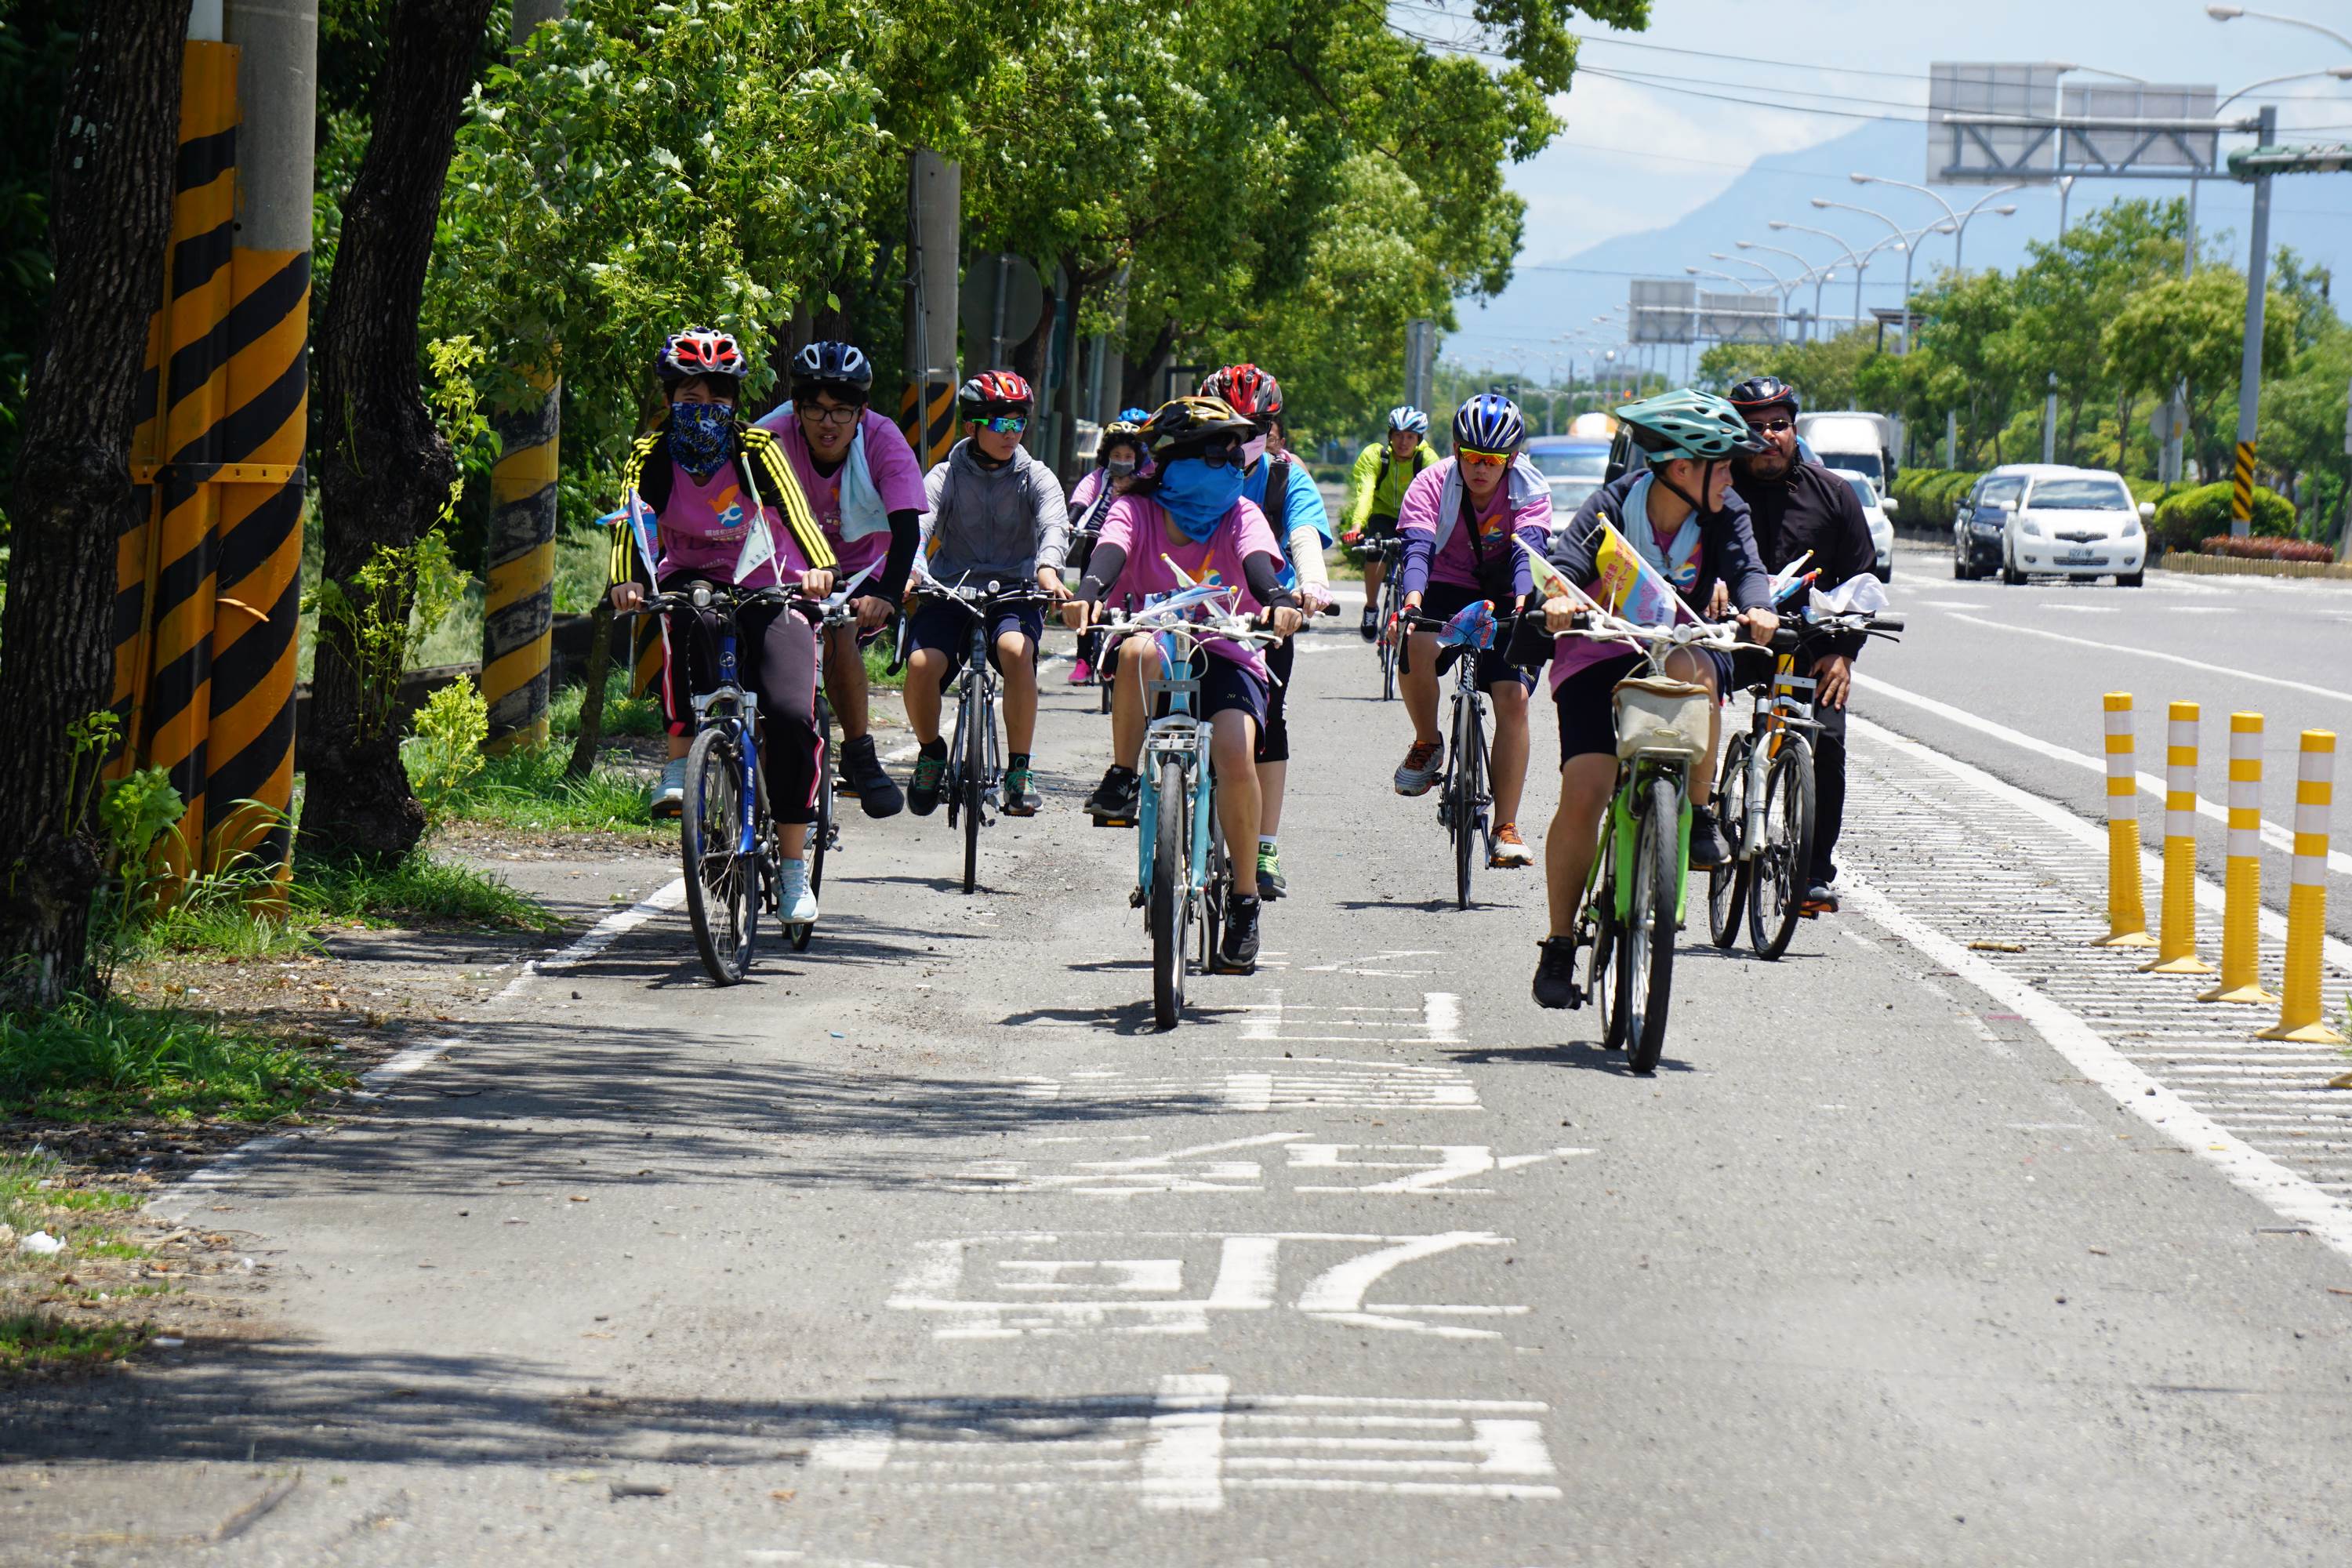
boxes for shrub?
[2153,481,2295,550]
[1890,467,1980,527]
[2197,535,2336,564]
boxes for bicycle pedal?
[1128,886,1146,909]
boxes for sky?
[1432,0,2352,368]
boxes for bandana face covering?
[1154,456,1244,543]
[669,401,735,480]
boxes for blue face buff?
[1153,455,1244,542]
[669,401,735,479]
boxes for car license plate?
[2057,550,2101,565]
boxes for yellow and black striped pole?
[2230,441,2257,532]
[2200,713,2276,1004]
[483,374,561,752]
[2259,731,2347,1046]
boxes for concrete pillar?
[901,149,962,464]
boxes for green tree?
[2102,266,2298,482]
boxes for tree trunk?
[0,0,191,1008]
[565,597,614,781]
[300,0,496,866]
[1123,319,1176,409]
[1053,258,1085,483]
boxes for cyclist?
[903,370,1071,817]
[1062,395,1307,973]
[607,326,837,924]
[1200,364,1334,901]
[751,340,925,819]
[1530,388,1777,1008]
[1726,375,1877,916]
[1388,394,1552,869]
[1063,408,1154,686]
[1341,407,1440,641]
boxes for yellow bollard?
[2093,692,2156,947]
[2142,701,2215,975]
[2201,713,2278,1003]
[2258,731,2347,1044]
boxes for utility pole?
[902,150,962,466]
[2042,371,2060,465]
[2230,105,2277,538]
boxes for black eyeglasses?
[1745,417,1794,436]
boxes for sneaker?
[1358,606,1379,643]
[1490,822,1534,868]
[1532,936,1580,1010]
[1688,804,1730,870]
[1068,657,1095,685]
[907,742,948,816]
[650,757,687,821]
[1216,894,1261,973]
[1256,846,1286,900]
[1802,880,1840,916]
[1392,739,1444,797]
[778,858,818,924]
[1002,763,1041,817]
[1084,766,1140,826]
[840,733,904,819]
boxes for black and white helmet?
[1387,405,1430,435]
[791,340,874,400]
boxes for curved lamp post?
[1850,174,2025,275]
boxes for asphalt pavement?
[9,587,2352,1566]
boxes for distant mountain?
[1450,118,2350,375]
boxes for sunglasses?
[1456,446,1512,466]
[1185,437,1246,469]
[1744,417,1794,435]
[974,415,1028,434]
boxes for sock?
[1258,835,1277,855]
[1009,752,1031,771]
[920,737,947,760]
[1232,893,1259,909]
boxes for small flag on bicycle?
[1590,517,1700,628]
[624,491,662,584]
[1519,536,1593,609]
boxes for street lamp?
[2207,4,2352,56]
[1769,220,1908,335]
[1812,198,1957,354]
[1851,173,2026,275]
[1738,240,1839,339]
[2216,66,2352,110]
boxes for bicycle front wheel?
[1748,736,1816,961]
[1451,697,1484,910]
[681,727,756,985]
[960,679,986,895]
[1707,734,1751,949]
[1623,774,1682,1073]
[1151,758,1189,1030]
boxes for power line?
[1575,62,1932,114]
[1574,66,1928,123]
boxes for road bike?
[1100,590,1284,1030]
[796,592,865,953]
[1371,535,1407,702]
[1709,606,1902,960]
[1403,603,1524,911]
[1558,610,1742,1073]
[906,578,1050,895]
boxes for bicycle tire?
[961,674,985,895]
[1625,774,1682,1074]
[1377,573,1400,702]
[1151,757,1189,1030]
[1707,735,1751,949]
[1748,735,1816,961]
[1450,696,1479,910]
[1591,826,1624,1053]
[791,705,832,953]
[1203,829,1227,975]
[681,727,755,985]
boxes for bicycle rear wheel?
[1707,734,1751,949]
[960,677,985,895]
[1589,829,1624,1052]
[1748,735,1816,961]
[1623,775,1682,1073]
[681,727,756,985]
[1151,758,1189,1030]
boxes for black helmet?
[1139,395,1254,459]
[1726,375,1800,422]
[792,340,874,400]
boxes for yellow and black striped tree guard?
[484,374,561,750]
[898,378,958,467]
[114,41,308,876]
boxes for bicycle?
[1555,609,1743,1073]
[1403,603,1523,911]
[905,577,1051,895]
[1099,589,1284,1030]
[1371,535,1407,702]
[1708,606,1902,960]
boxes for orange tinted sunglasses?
[1457,446,1512,466]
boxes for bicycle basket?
[1612,675,1713,761]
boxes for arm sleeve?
[1344,445,1381,531]
[1076,543,1128,606]
[1392,466,1443,597]
[1397,532,1434,598]
[608,515,642,590]
[1032,464,1071,573]
[875,507,921,603]
[1287,521,1330,595]
[1243,550,1298,609]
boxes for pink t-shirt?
[653,460,810,589]
[754,406,927,577]
[1428,480,1519,590]
[1096,494,1283,678]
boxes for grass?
[420,739,656,837]
[862,637,906,691]
[0,1312,151,1374]
[0,1156,142,1220]
[0,995,353,1124]
[296,851,562,932]
[550,667,664,739]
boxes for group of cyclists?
[606,323,1879,1005]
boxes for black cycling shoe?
[1216,894,1261,974]
[907,741,948,817]
[1687,805,1730,871]
[1085,766,1141,826]
[1001,764,1041,818]
[1358,606,1379,643]
[841,734,905,818]
[1802,880,1840,916]
[1532,937,1581,1010]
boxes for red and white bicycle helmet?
[1200,363,1283,422]
[657,327,746,385]
[958,369,1034,418]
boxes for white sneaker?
[650,757,687,820]
[779,858,818,925]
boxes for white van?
[1795,412,1893,488]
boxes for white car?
[1826,467,1896,582]
[1952,464,2151,586]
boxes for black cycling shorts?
[1413,581,1534,695]
[1254,635,1294,764]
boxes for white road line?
[1850,716,2352,979]
[1853,673,2352,880]
[1846,877,2352,1265]
[1941,611,2352,706]
[503,876,690,996]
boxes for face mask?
[1107,456,1138,479]
[1241,434,1269,469]
[669,401,734,479]
[1153,456,1244,543]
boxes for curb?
[2159,550,2352,582]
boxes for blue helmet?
[1452,393,1524,454]
[1387,405,1429,434]
[1117,405,1151,425]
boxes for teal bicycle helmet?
[1617,388,1767,463]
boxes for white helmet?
[1386,405,1429,434]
